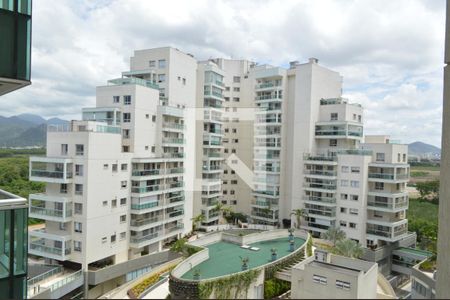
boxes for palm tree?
[334,239,364,259]
[215,203,233,224]
[320,227,346,246]
[290,209,308,229]
[191,214,206,231]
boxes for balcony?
[252,190,280,197]
[131,167,184,178]
[29,157,73,183]
[368,167,410,182]
[130,231,161,248]
[303,195,336,205]
[303,154,337,165]
[367,196,409,212]
[255,82,282,90]
[29,229,72,261]
[315,123,363,139]
[162,122,185,132]
[131,184,163,194]
[29,194,73,222]
[130,215,163,229]
[303,169,337,178]
[255,94,283,102]
[202,164,222,173]
[162,137,185,145]
[366,220,408,242]
[305,204,336,219]
[204,90,224,101]
[303,180,337,192]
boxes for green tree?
[214,203,233,224]
[320,226,346,246]
[290,209,308,229]
[416,180,440,203]
[191,214,206,231]
[334,239,364,258]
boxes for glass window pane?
[0,210,11,279]
[14,208,27,275]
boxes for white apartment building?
[28,48,197,296]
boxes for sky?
[2,0,446,147]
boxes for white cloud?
[1,0,445,147]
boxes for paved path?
[142,280,170,299]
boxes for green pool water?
[181,237,305,280]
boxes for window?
[225,86,230,91]
[149,60,156,67]
[146,114,149,119]
[353,114,357,120]
[123,146,130,152]
[375,182,384,190]
[158,74,166,82]
[112,199,117,207]
[329,139,337,147]
[151,146,155,153]
[121,164,128,171]
[74,241,82,252]
[158,59,166,68]
[233,87,240,92]
[224,128,229,133]
[103,164,109,169]
[75,184,83,195]
[75,165,83,176]
[124,95,131,105]
[349,208,359,215]
[340,193,348,200]
[224,170,228,174]
[340,221,347,227]
[230,190,235,195]
[224,97,230,102]
[111,234,116,243]
[331,113,338,121]
[351,167,360,173]
[340,207,347,213]
[232,149,236,154]
[233,97,240,102]
[224,149,229,153]
[350,180,359,188]
[351,195,359,201]
[223,180,228,184]
[120,198,127,206]
[222,200,228,204]
[120,215,126,223]
[233,139,239,143]
[233,76,240,83]
[376,153,385,162]
[123,129,130,139]
[74,222,82,233]
[59,222,66,231]
[102,237,107,244]
[113,96,120,103]
[123,113,131,123]
[341,180,349,187]
[341,166,349,173]
[403,154,406,162]
[182,78,186,85]
[231,170,235,174]
[349,222,356,229]
[313,275,327,285]
[231,180,238,184]
[231,200,237,205]
[121,180,127,188]
[74,203,82,215]
[232,128,237,133]
[61,144,68,155]
[398,153,401,162]
[358,115,362,122]
[120,232,126,241]
[60,184,68,194]
[75,144,84,156]
[102,201,108,206]
[336,280,351,290]
[151,115,156,122]
[112,164,118,172]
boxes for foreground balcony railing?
[304,170,337,176]
[303,195,336,204]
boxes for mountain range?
[0,114,68,147]
[408,141,441,159]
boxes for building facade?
[0,0,32,95]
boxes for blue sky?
[1,0,446,147]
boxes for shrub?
[128,265,176,298]
[264,278,290,299]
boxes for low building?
[291,250,380,299]
[0,189,28,299]
[411,257,437,299]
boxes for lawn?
[411,165,440,172]
[408,198,439,225]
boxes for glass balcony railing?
[29,206,72,218]
[162,138,185,144]
[132,169,162,176]
[131,185,161,194]
[168,210,184,218]
[304,170,337,176]
[163,123,185,130]
[30,170,73,179]
[303,196,336,204]
[130,232,160,244]
[130,216,162,227]
[303,154,337,162]
[131,201,160,210]
[29,242,71,256]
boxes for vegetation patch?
[128,265,176,298]
[264,278,290,299]
[198,269,261,299]
[410,171,430,178]
[408,198,438,252]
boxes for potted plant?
[193,269,201,280]
[289,239,295,252]
[270,248,278,261]
[240,256,250,271]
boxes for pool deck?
[181,237,305,280]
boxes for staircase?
[274,256,305,281]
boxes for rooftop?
[181,237,306,280]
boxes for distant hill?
[409,141,441,159]
[0,114,68,147]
